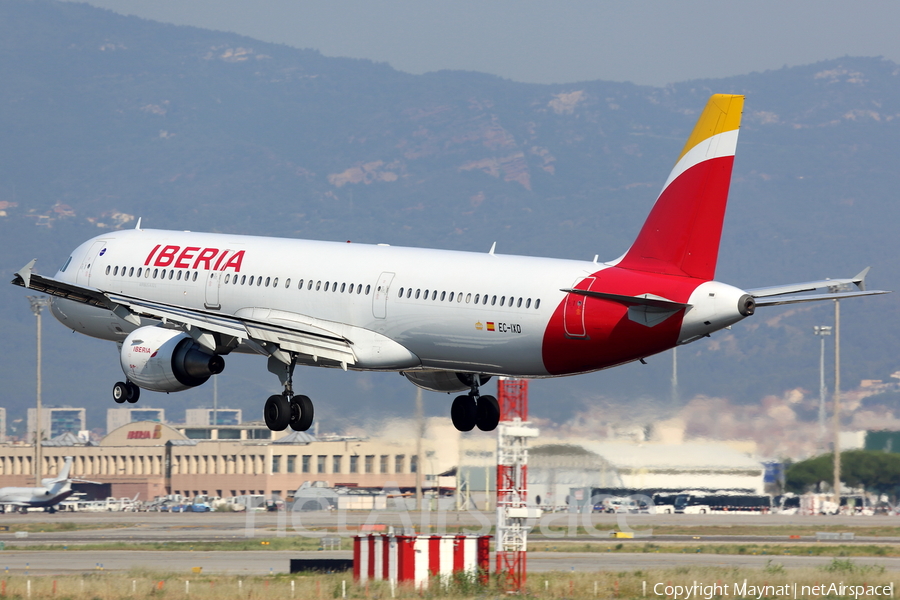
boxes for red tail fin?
[617,94,744,280]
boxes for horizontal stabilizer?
[560,288,690,310]
[748,267,872,298]
[754,289,889,307]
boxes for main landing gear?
[450,376,500,432]
[264,355,314,432]
[112,381,140,404]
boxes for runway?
[0,511,898,575]
[0,550,898,575]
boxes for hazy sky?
[67,0,900,86]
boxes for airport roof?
[579,442,761,471]
[42,432,92,447]
[273,431,317,445]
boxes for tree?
[785,454,832,493]
[785,450,900,497]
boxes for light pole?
[27,296,51,486]
[415,387,424,511]
[813,325,832,444]
[671,347,679,406]
[832,299,841,509]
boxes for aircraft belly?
[51,298,130,342]
[383,307,548,376]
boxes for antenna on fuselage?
[135,217,143,231]
[488,242,496,255]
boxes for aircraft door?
[372,272,395,319]
[75,241,107,286]
[204,271,221,309]
[563,277,594,338]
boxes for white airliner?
[12,95,887,433]
[0,457,94,513]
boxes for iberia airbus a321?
[12,95,888,433]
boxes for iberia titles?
[143,245,246,272]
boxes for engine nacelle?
[402,371,491,394]
[120,327,224,393]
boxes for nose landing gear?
[450,375,499,432]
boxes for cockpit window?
[60,256,73,273]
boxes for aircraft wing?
[12,260,112,309]
[12,260,357,368]
[747,267,890,307]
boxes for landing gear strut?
[112,381,140,404]
[451,375,499,432]
[264,355,314,432]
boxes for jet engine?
[120,327,224,393]
[402,371,491,394]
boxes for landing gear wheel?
[290,395,314,432]
[112,382,129,404]
[264,394,291,431]
[125,382,140,404]
[475,395,500,431]
[451,395,477,432]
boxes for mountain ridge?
[1,0,898,438]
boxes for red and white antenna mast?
[495,377,539,593]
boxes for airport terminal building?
[0,421,446,501]
[0,417,765,506]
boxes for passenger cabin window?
[365,285,371,294]
[285,278,290,288]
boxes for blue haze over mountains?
[1,0,898,434]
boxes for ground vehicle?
[675,493,772,514]
[594,496,638,514]
[653,494,678,514]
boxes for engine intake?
[120,327,224,393]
